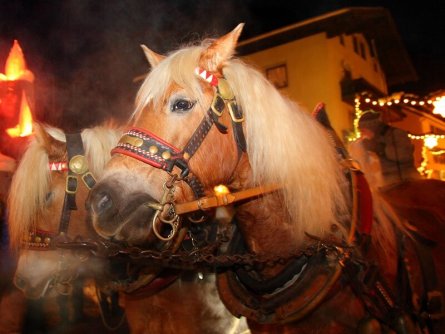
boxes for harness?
[24,133,96,250]
[313,103,444,333]
[112,69,248,243]
[107,68,443,332]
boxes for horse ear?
[34,123,64,154]
[141,44,165,68]
[200,23,244,73]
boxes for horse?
[88,24,445,333]
[3,122,247,333]
[1,122,124,333]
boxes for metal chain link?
[57,229,352,271]
[94,238,349,271]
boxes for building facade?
[237,7,445,183]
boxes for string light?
[355,92,445,119]
[408,133,445,177]
[417,146,433,177]
[349,92,445,178]
[346,96,378,142]
[433,96,445,117]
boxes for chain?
[57,229,352,271]
[97,239,349,271]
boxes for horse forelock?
[134,46,207,118]
[81,126,122,177]
[224,59,350,241]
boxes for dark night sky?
[0,0,444,130]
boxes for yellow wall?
[241,32,388,140]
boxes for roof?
[237,7,417,87]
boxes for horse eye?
[171,99,195,113]
[45,192,54,205]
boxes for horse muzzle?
[87,180,159,245]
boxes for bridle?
[24,132,96,250]
[18,132,97,298]
[111,67,250,242]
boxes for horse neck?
[227,155,301,258]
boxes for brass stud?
[44,237,51,245]
[69,155,89,174]
[35,236,42,243]
[121,135,143,147]
[183,152,190,160]
[149,145,159,154]
[161,151,171,160]
[217,78,234,100]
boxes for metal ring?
[152,211,178,241]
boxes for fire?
[1,40,35,138]
[6,91,33,137]
[0,40,34,82]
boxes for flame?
[0,40,34,82]
[6,91,34,137]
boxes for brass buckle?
[211,94,224,117]
[426,290,444,320]
[82,172,96,190]
[228,101,244,123]
[65,175,78,194]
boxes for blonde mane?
[8,123,122,250]
[135,43,350,242]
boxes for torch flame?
[0,40,34,82]
[6,91,34,138]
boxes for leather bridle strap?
[112,74,247,200]
[112,96,229,198]
[59,133,96,235]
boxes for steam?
[1,0,252,131]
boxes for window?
[353,36,359,54]
[360,42,367,60]
[266,64,288,89]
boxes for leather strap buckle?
[228,101,244,123]
[425,290,444,320]
[66,175,78,194]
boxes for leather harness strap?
[112,75,246,200]
[58,133,82,234]
[59,133,97,234]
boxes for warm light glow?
[433,96,445,117]
[424,136,438,149]
[214,184,230,196]
[6,91,34,137]
[0,40,34,82]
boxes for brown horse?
[3,122,246,333]
[2,123,123,332]
[88,24,445,333]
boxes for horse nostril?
[14,275,27,290]
[94,192,114,215]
